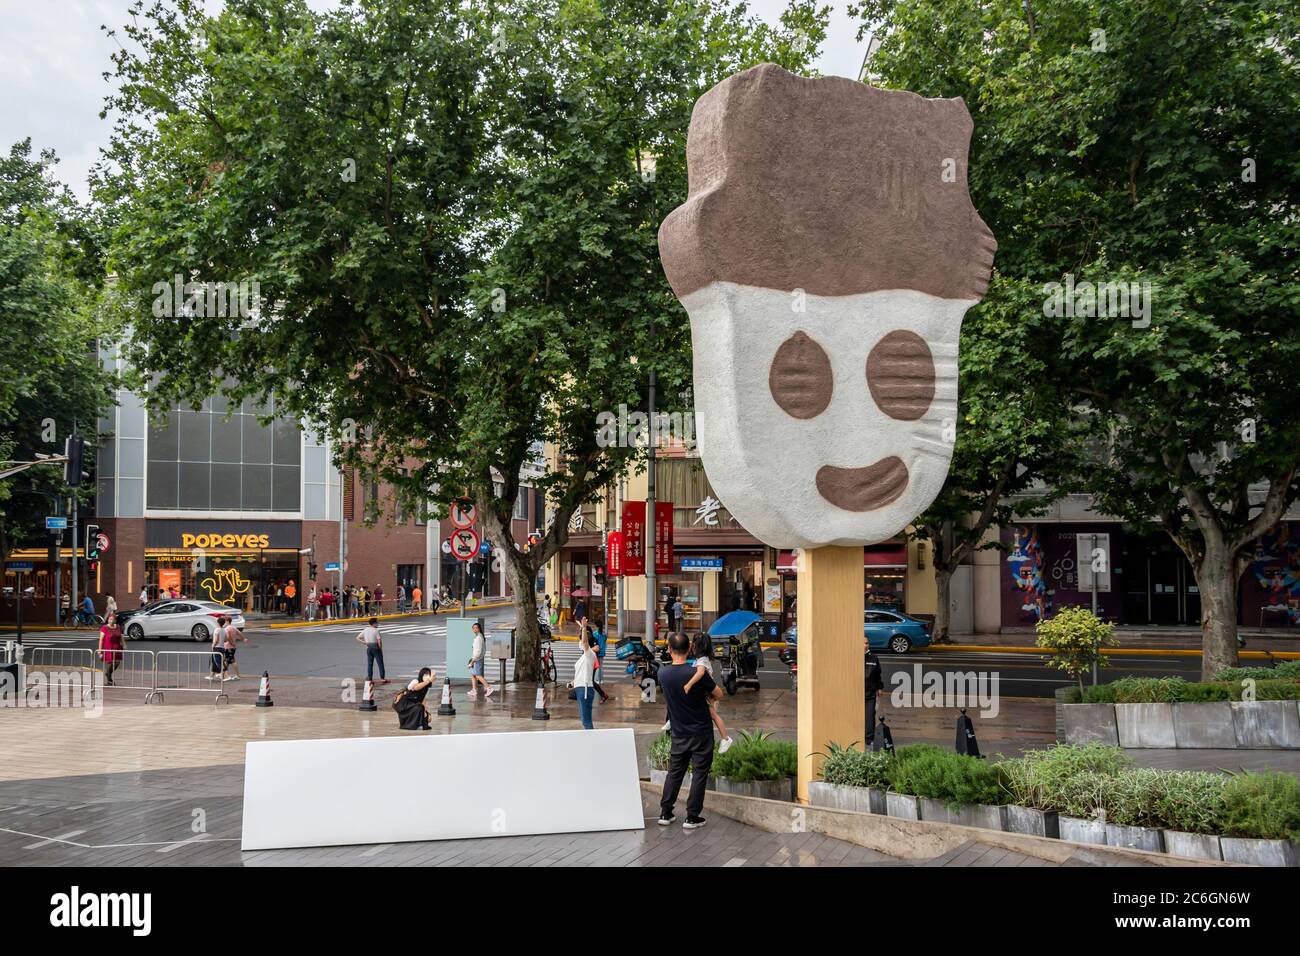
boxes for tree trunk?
[932,564,953,644]
[504,551,543,683]
[475,492,544,683]
[1192,547,1241,681]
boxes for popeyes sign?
[147,520,297,551]
[182,532,271,549]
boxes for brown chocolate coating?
[769,331,833,419]
[658,64,997,301]
[816,457,909,512]
[866,330,935,421]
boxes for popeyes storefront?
[145,519,303,612]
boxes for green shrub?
[889,748,1006,807]
[1213,661,1300,682]
[1151,771,1228,835]
[1036,607,1119,693]
[648,731,671,771]
[1221,771,1300,841]
[1078,684,1114,703]
[1000,744,1132,810]
[894,743,947,764]
[1107,676,1189,703]
[1074,677,1297,703]
[1177,682,1234,702]
[710,730,797,782]
[818,741,896,789]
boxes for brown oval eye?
[769,331,832,419]
[867,330,935,421]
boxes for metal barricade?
[22,647,99,706]
[153,650,230,704]
[92,648,157,701]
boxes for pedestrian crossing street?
[299,620,450,637]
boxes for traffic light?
[63,435,85,487]
[86,524,101,564]
[309,562,318,580]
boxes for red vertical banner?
[621,501,646,576]
[654,501,674,575]
[607,531,623,577]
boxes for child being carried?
[662,633,734,753]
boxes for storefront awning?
[777,546,908,572]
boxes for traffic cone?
[531,684,550,721]
[256,671,274,708]
[436,679,456,716]
[359,679,377,712]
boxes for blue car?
[782,609,932,654]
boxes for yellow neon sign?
[199,567,252,606]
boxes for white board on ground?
[240,728,644,850]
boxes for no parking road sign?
[448,527,480,561]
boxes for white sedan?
[120,601,246,642]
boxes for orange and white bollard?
[359,679,377,712]
[256,670,274,707]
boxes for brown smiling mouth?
[816,457,909,512]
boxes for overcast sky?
[0,1,866,201]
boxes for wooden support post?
[796,545,864,803]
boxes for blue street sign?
[5,562,34,572]
[479,541,492,556]
[324,562,340,572]
[45,516,68,530]
[680,557,724,571]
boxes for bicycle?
[64,608,104,628]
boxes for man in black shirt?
[657,631,723,828]
[865,644,884,744]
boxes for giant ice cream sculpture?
[658,64,996,549]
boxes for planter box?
[1115,703,1177,748]
[714,775,795,802]
[1106,823,1165,852]
[916,798,1006,831]
[808,782,886,814]
[918,797,955,825]
[1220,837,1298,867]
[886,791,922,821]
[1062,704,1119,747]
[1230,701,1300,749]
[1059,815,1107,845]
[1005,805,1060,839]
[648,768,713,791]
[1172,702,1237,749]
[1163,830,1223,861]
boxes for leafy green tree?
[853,0,1300,676]
[0,140,114,566]
[96,0,826,676]
[1036,605,1118,695]
[909,275,1088,642]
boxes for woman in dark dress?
[395,667,437,730]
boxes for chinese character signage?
[655,501,674,575]
[621,501,646,576]
[607,531,623,577]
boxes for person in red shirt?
[98,614,125,686]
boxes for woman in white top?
[105,594,118,618]
[569,631,597,729]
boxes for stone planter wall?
[808,781,885,814]
[714,775,795,802]
[805,782,1295,865]
[1060,701,1300,750]
[885,791,921,820]
[1005,805,1060,839]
